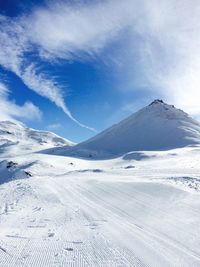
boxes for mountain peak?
[149,99,165,106]
[148,99,176,110]
[57,101,200,159]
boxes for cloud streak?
[0,82,42,121]
[0,12,97,131]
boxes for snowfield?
[0,147,200,266]
[1,101,200,266]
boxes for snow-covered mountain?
[0,121,74,157]
[55,100,200,158]
[1,103,200,266]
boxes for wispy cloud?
[0,12,97,131]
[25,0,200,116]
[131,0,200,115]
[1,0,200,123]
[24,1,134,59]
[0,1,134,131]
[0,82,42,121]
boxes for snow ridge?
[0,121,74,157]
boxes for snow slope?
[1,104,200,266]
[55,100,200,159]
[0,147,200,266]
[0,121,74,157]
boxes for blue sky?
[0,0,200,142]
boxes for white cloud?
[132,0,200,115]
[0,82,42,122]
[25,0,200,116]
[0,1,136,131]
[24,1,134,59]
[20,64,69,115]
[0,13,97,131]
[1,0,200,122]
[0,16,27,74]
[110,0,200,116]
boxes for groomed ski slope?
[1,147,200,266]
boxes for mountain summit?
[59,100,200,158]
[149,99,165,105]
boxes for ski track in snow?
[1,147,200,266]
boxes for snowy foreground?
[1,147,200,266]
